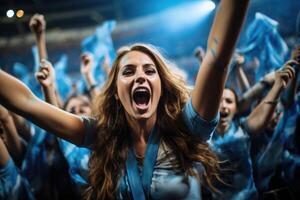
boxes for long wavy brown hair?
[85,43,221,200]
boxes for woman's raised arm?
[192,0,250,120]
[0,70,86,146]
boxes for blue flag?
[32,46,40,72]
[81,20,116,86]
[238,12,288,82]
[12,61,43,99]
[53,54,72,100]
[12,62,30,85]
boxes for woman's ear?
[115,93,119,100]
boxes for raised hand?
[80,53,94,75]
[29,13,46,36]
[291,45,300,62]
[80,53,98,98]
[274,60,297,88]
[35,59,56,88]
[234,52,245,65]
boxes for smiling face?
[116,50,162,121]
[217,88,238,133]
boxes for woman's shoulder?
[79,116,98,147]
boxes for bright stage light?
[16,10,24,18]
[6,9,14,18]
[204,1,216,12]
[161,0,217,32]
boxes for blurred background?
[0,0,299,85]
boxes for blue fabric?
[53,54,72,100]
[141,125,159,198]
[237,12,288,82]
[281,150,300,183]
[82,98,218,199]
[249,100,299,192]
[251,102,299,191]
[81,20,116,88]
[81,98,219,147]
[126,149,147,200]
[58,138,90,187]
[0,158,35,200]
[13,46,72,100]
[21,128,50,194]
[208,120,258,200]
[21,126,81,199]
[124,125,159,200]
[33,46,72,100]
[119,142,206,200]
[283,103,299,151]
[31,46,40,73]
[182,98,219,141]
[12,61,43,99]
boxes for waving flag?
[32,46,40,72]
[53,54,72,100]
[12,61,43,99]
[238,12,288,82]
[12,62,30,85]
[81,20,116,86]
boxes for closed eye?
[145,69,156,75]
[144,64,157,75]
[121,65,135,76]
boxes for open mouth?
[133,87,151,109]
[220,111,229,118]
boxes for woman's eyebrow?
[121,64,136,69]
[143,63,155,68]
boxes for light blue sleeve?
[182,98,219,141]
[0,158,35,200]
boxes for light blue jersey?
[208,120,258,200]
[21,126,81,199]
[81,98,219,200]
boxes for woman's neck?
[126,113,157,156]
[127,114,156,141]
[217,122,231,136]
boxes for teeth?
[134,87,149,93]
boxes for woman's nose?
[135,70,146,84]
